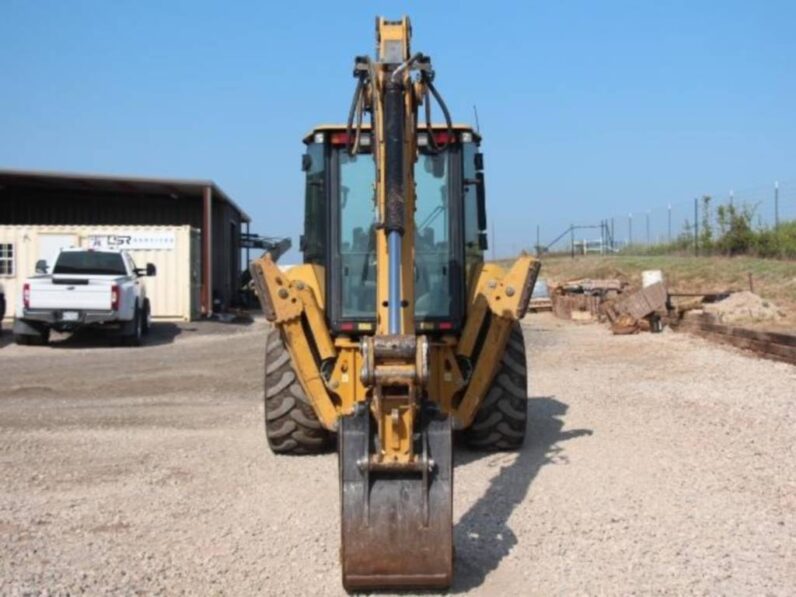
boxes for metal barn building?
[0,169,251,321]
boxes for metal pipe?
[391,52,422,81]
[388,231,402,334]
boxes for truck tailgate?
[29,282,112,311]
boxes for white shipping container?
[0,225,200,321]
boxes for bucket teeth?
[339,407,453,591]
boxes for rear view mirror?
[35,259,48,274]
[476,172,487,231]
[146,263,157,277]
[302,153,312,172]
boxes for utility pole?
[668,203,672,242]
[775,181,780,230]
[694,197,699,256]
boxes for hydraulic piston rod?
[383,77,405,335]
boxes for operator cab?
[300,124,488,334]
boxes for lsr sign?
[86,231,176,251]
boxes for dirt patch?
[703,291,786,324]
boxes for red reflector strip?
[340,322,355,331]
[331,132,456,145]
[438,321,453,330]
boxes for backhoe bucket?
[339,406,453,591]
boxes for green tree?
[716,203,755,256]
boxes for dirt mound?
[703,291,786,324]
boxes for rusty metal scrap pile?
[548,278,667,334]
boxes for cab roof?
[303,123,481,144]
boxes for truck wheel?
[141,300,152,335]
[463,322,528,451]
[122,307,143,347]
[264,327,332,455]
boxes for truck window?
[53,252,127,276]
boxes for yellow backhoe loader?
[250,16,540,591]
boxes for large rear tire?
[121,306,143,347]
[141,299,152,335]
[462,322,528,450]
[264,327,332,455]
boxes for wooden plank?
[699,322,796,348]
[674,320,796,365]
[613,282,667,319]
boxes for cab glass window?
[462,142,483,277]
[303,143,326,265]
[414,152,453,320]
[339,152,377,318]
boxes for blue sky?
[2,1,794,258]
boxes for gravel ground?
[0,314,794,595]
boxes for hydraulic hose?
[346,75,366,156]
[423,76,454,154]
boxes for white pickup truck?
[14,248,156,346]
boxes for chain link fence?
[536,180,796,257]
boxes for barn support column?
[202,185,213,316]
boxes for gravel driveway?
[0,314,793,595]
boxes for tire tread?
[462,322,528,451]
[264,328,332,455]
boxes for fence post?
[775,181,780,230]
[668,204,672,242]
[570,224,575,259]
[611,218,615,251]
[694,197,699,256]
[601,220,606,254]
[628,213,633,248]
